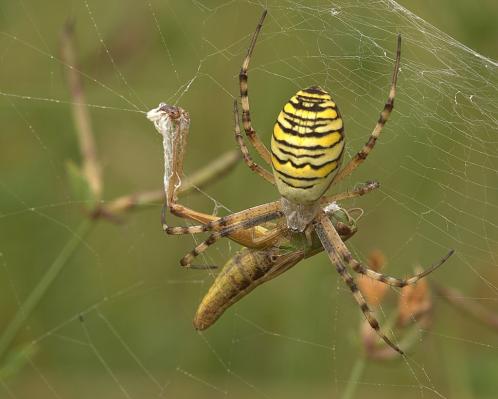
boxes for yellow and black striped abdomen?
[271,86,345,204]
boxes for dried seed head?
[397,266,432,328]
[357,250,389,307]
[367,249,386,272]
[360,319,401,360]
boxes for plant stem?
[435,284,498,332]
[0,219,93,363]
[340,356,366,399]
[102,149,240,216]
[61,20,102,201]
[442,331,474,399]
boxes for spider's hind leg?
[350,250,454,288]
[313,212,404,355]
[319,214,454,288]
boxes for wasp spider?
[163,10,454,354]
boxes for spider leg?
[239,9,272,165]
[233,99,275,184]
[333,34,401,183]
[164,201,281,235]
[320,214,454,287]
[313,211,404,355]
[351,250,454,287]
[179,209,284,268]
[320,180,380,206]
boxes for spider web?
[1,0,498,398]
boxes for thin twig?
[340,356,366,399]
[60,20,102,201]
[435,284,498,332]
[179,148,240,194]
[100,148,240,217]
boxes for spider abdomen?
[271,86,345,204]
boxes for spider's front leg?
[163,201,280,236]
[333,34,402,184]
[320,180,380,206]
[239,9,272,165]
[163,199,288,255]
[233,99,275,184]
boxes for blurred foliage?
[1,1,497,398]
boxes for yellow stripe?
[273,123,343,147]
[290,98,337,109]
[296,90,331,100]
[271,156,338,179]
[315,108,338,119]
[284,101,338,117]
[271,140,324,159]
[278,110,338,126]
[314,121,342,133]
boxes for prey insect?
[194,204,361,330]
[156,10,454,355]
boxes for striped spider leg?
[333,34,402,183]
[163,201,284,252]
[239,9,272,165]
[234,99,275,184]
[166,182,380,268]
[313,212,453,354]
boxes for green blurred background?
[1,1,498,398]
